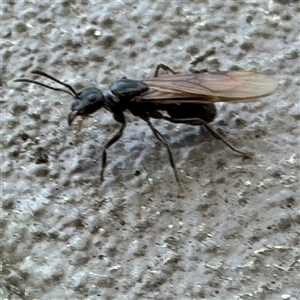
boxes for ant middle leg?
[153,64,179,77]
[141,114,183,194]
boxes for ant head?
[68,87,104,125]
[14,70,104,126]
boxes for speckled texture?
[1,1,299,300]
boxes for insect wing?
[139,70,277,103]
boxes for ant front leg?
[100,113,126,183]
[154,64,179,77]
[162,116,254,158]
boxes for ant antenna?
[14,70,78,97]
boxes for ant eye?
[87,93,99,103]
[87,94,97,102]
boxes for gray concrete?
[1,1,299,299]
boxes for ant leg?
[100,114,126,183]
[154,64,179,77]
[162,116,254,157]
[143,116,183,194]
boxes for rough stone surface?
[1,1,299,300]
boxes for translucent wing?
[137,70,277,103]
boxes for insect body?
[14,65,277,192]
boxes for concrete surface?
[1,1,299,299]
